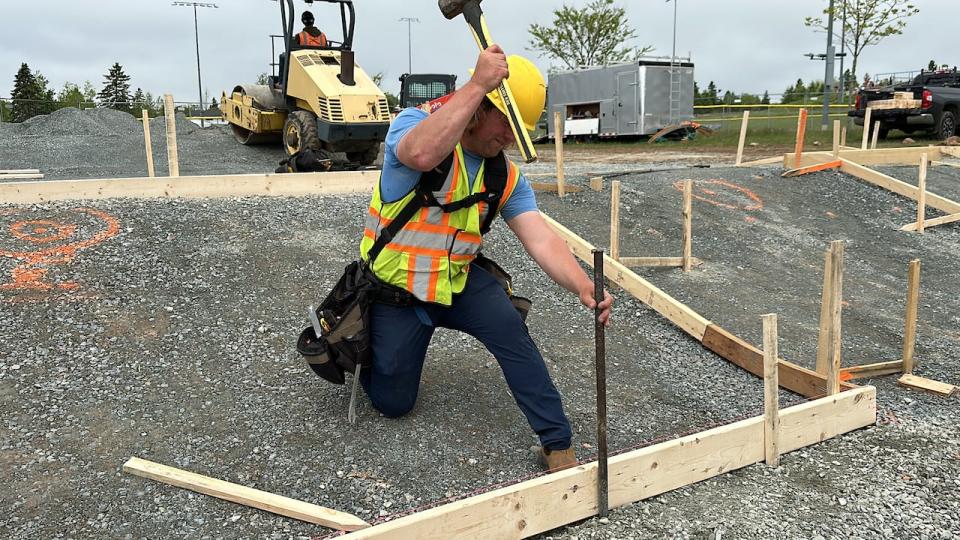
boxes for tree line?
[2,62,216,123]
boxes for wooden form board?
[554,111,566,198]
[0,173,44,180]
[839,159,960,216]
[782,159,842,178]
[619,256,703,268]
[841,360,903,381]
[530,182,583,194]
[123,457,370,531]
[783,146,945,167]
[735,111,750,166]
[340,387,876,539]
[142,109,155,178]
[0,171,380,204]
[736,156,784,167]
[901,211,960,231]
[897,374,956,396]
[542,213,854,399]
[1,169,40,174]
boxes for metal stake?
[592,249,609,518]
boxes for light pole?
[172,2,218,122]
[822,0,835,130]
[399,17,420,74]
[666,0,679,125]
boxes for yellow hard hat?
[471,55,546,132]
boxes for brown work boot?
[533,446,577,472]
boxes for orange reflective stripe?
[368,206,392,225]
[456,232,481,245]
[427,258,441,302]
[406,254,417,292]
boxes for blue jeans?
[362,263,572,450]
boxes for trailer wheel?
[283,110,321,156]
[936,111,957,140]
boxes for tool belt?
[473,254,532,321]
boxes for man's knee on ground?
[370,394,417,418]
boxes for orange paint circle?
[10,220,77,243]
[673,179,763,212]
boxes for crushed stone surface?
[1,109,958,539]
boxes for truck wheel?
[283,110,321,156]
[878,124,890,140]
[347,144,380,166]
[936,111,957,140]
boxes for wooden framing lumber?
[123,457,370,531]
[681,180,693,272]
[784,146,946,167]
[0,173,44,180]
[870,121,881,150]
[932,160,960,170]
[0,171,379,204]
[833,120,841,158]
[838,159,960,216]
[901,211,960,231]
[619,256,703,268]
[142,109,155,178]
[826,241,845,395]
[897,374,956,396]
[941,146,960,159]
[861,107,872,150]
[782,159,842,178]
[735,110,750,166]
[543,213,709,340]
[793,108,808,168]
[590,176,603,191]
[340,387,875,539]
[903,259,920,374]
[762,313,780,467]
[554,111,565,198]
[543,213,854,398]
[736,156,783,167]
[840,360,903,381]
[815,248,833,376]
[840,126,847,147]
[609,180,621,260]
[916,154,928,233]
[0,169,40,174]
[163,94,180,177]
[531,182,583,194]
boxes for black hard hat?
[302,11,314,25]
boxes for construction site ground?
[1,109,958,539]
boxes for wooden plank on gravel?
[897,374,956,396]
[784,146,946,166]
[123,457,370,531]
[340,387,876,539]
[0,173,44,180]
[0,169,41,174]
[840,360,903,381]
[839,159,960,216]
[0,171,380,203]
[736,156,783,167]
[542,213,709,340]
[701,324,856,399]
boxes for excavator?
[221,0,389,167]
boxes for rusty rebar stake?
[593,249,609,518]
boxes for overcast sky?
[1,0,955,104]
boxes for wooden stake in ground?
[832,120,841,158]
[681,180,693,272]
[736,110,750,166]
[590,176,603,191]
[762,313,780,467]
[123,457,370,531]
[142,109,155,178]
[815,248,834,376]
[916,154,928,233]
[826,240,844,395]
[870,120,881,150]
[793,108,808,168]
[609,180,621,260]
[903,259,921,374]
[163,94,180,177]
[554,111,565,198]
[861,108,873,150]
[840,126,848,147]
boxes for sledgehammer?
[438,0,538,163]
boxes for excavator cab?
[222,0,389,166]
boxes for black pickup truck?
[849,69,960,140]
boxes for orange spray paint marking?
[672,179,763,212]
[0,207,120,296]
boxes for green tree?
[740,93,761,105]
[131,87,147,111]
[10,63,47,122]
[722,90,736,105]
[703,81,720,105]
[927,59,937,71]
[527,0,654,70]
[805,0,919,91]
[97,62,132,111]
[761,90,770,105]
[57,82,86,109]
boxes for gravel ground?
[1,110,959,539]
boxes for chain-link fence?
[0,97,222,123]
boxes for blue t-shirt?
[381,108,538,221]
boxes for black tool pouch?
[296,261,374,385]
[473,254,532,322]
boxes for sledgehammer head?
[438,0,482,19]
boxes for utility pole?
[172,2,218,125]
[399,17,420,74]
[838,0,848,105]
[822,0,836,130]
[666,0,680,125]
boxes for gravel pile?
[1,142,958,538]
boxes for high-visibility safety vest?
[360,145,521,305]
[298,30,328,47]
